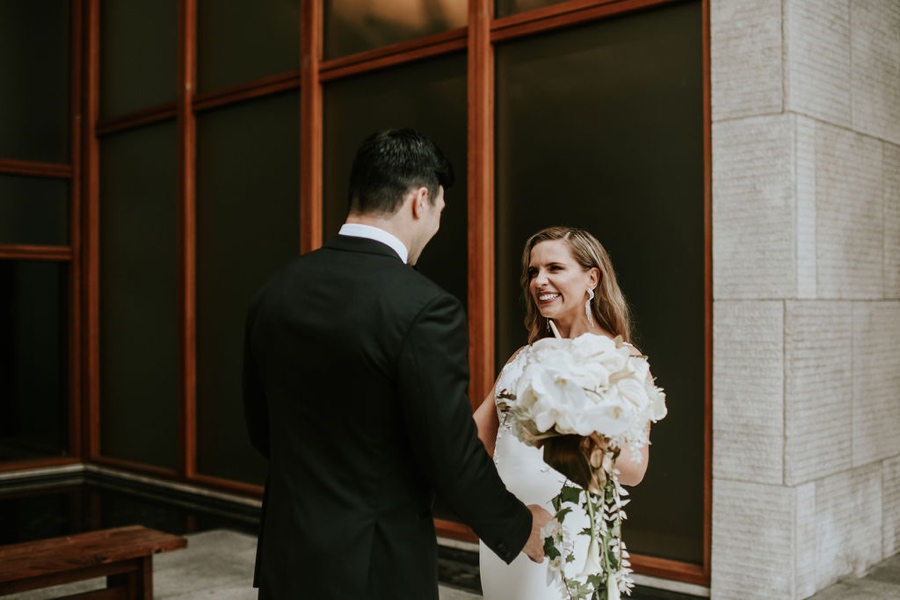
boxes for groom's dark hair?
[347,128,454,216]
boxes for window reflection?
[324,0,466,59]
[496,0,569,18]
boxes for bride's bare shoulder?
[512,345,528,357]
[621,340,644,357]
[504,345,528,365]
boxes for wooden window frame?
[0,0,711,587]
[0,0,85,474]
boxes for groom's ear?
[409,186,430,220]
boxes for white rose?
[531,366,593,433]
[616,377,651,409]
[647,387,667,421]
[581,392,634,437]
[529,336,568,362]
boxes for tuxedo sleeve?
[397,293,532,564]
[242,300,269,459]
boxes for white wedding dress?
[479,354,591,600]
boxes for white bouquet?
[496,333,666,600]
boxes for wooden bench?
[0,525,187,599]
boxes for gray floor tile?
[6,529,900,600]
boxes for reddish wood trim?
[84,0,101,460]
[189,473,264,498]
[319,30,467,82]
[467,0,495,409]
[299,0,323,253]
[0,245,73,261]
[631,553,707,585]
[0,159,72,179]
[90,456,179,479]
[491,0,681,42]
[0,457,82,473]
[193,71,300,113]
[434,519,478,544]
[701,0,712,581]
[94,103,177,137]
[69,0,85,461]
[177,0,198,479]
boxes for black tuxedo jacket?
[243,235,532,599]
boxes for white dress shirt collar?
[338,223,409,264]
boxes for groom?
[242,128,550,599]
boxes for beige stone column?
[710,1,900,598]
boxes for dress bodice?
[492,353,567,506]
[480,351,591,600]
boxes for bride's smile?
[528,239,598,331]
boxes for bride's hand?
[522,504,553,563]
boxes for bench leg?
[137,556,153,599]
[107,557,152,599]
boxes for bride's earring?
[585,288,595,327]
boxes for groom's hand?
[523,504,553,563]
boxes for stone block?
[711,480,802,599]
[851,0,900,145]
[815,463,883,589]
[712,301,783,484]
[884,456,900,557]
[713,115,796,299]
[710,0,783,121]
[796,115,818,298]
[815,124,884,298]
[886,143,900,298]
[796,481,818,599]
[784,301,854,485]
[852,302,900,466]
[785,0,852,127]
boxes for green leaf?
[560,484,583,505]
[544,537,561,559]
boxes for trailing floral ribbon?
[542,452,631,600]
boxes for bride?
[475,226,652,599]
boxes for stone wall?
[710,1,900,598]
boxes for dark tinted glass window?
[0,261,69,461]
[322,53,467,304]
[195,91,300,485]
[0,175,69,246]
[197,0,300,92]
[0,1,70,162]
[495,1,704,563]
[99,122,179,469]
[100,1,177,118]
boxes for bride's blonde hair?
[520,226,633,344]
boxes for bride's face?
[527,240,597,324]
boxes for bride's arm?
[614,435,650,486]
[473,346,527,457]
[614,343,654,486]
[473,386,500,457]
